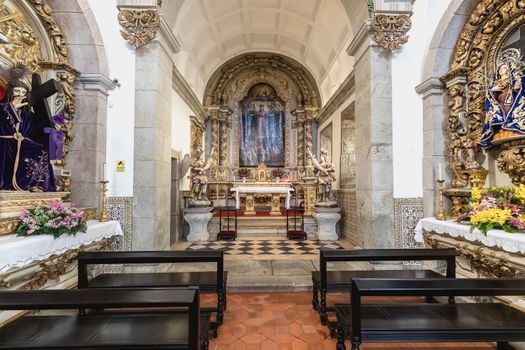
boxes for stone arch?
[418,0,478,216]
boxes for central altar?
[230,182,293,216]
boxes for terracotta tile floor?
[208,292,497,350]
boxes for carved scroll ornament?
[118,9,160,48]
[444,0,525,190]
[371,14,412,52]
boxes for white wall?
[392,0,453,198]
[171,88,192,190]
[87,0,136,197]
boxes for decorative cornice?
[371,13,412,52]
[347,20,373,58]
[172,67,207,124]
[158,15,180,54]
[117,8,160,48]
[415,77,444,97]
[78,73,117,95]
[317,71,355,125]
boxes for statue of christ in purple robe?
[0,74,56,192]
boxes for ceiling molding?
[317,71,355,125]
[172,66,207,123]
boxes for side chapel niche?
[0,0,78,192]
[443,0,525,216]
[203,53,321,186]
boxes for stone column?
[347,21,394,249]
[415,78,447,218]
[133,16,179,250]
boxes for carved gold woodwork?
[117,9,160,48]
[190,116,205,159]
[245,194,256,215]
[270,194,282,216]
[371,14,412,52]
[0,1,43,72]
[425,235,522,279]
[497,140,525,185]
[445,0,525,187]
[443,188,471,218]
[257,164,268,182]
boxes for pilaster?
[347,21,394,249]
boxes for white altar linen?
[415,217,525,255]
[0,220,123,273]
[231,184,294,209]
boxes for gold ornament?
[117,9,160,48]
[371,14,412,52]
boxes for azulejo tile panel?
[107,197,133,251]
[394,197,423,266]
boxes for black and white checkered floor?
[186,237,343,257]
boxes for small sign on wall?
[116,160,125,173]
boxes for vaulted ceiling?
[164,0,367,104]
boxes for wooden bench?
[0,287,209,349]
[312,248,458,327]
[336,278,525,350]
[78,250,227,335]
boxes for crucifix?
[27,73,59,146]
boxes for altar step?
[218,216,297,236]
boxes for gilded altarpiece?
[442,0,525,216]
[203,53,321,183]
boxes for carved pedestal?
[313,207,341,241]
[184,207,213,242]
[299,181,317,216]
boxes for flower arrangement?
[16,202,87,238]
[272,168,285,179]
[237,168,250,178]
[458,185,525,234]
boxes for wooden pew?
[336,278,525,350]
[0,287,209,349]
[77,250,227,335]
[311,248,458,328]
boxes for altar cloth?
[0,220,123,274]
[415,217,525,255]
[231,185,294,209]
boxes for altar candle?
[103,162,107,181]
[438,163,443,181]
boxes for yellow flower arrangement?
[470,208,512,226]
[514,184,525,203]
[471,187,483,201]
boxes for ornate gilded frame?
[443,0,525,192]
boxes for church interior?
[2,0,525,349]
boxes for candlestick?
[436,179,446,220]
[438,163,443,181]
[99,180,109,222]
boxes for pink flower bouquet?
[16,201,87,238]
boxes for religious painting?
[239,83,285,167]
[320,123,332,163]
[340,103,355,188]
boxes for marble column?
[347,21,394,249]
[133,17,179,250]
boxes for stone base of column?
[184,207,213,242]
[313,207,341,241]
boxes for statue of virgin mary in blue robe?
[482,50,525,148]
[0,71,56,192]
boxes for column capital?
[78,73,117,95]
[415,77,445,98]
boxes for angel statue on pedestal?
[309,149,337,207]
[186,147,215,207]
